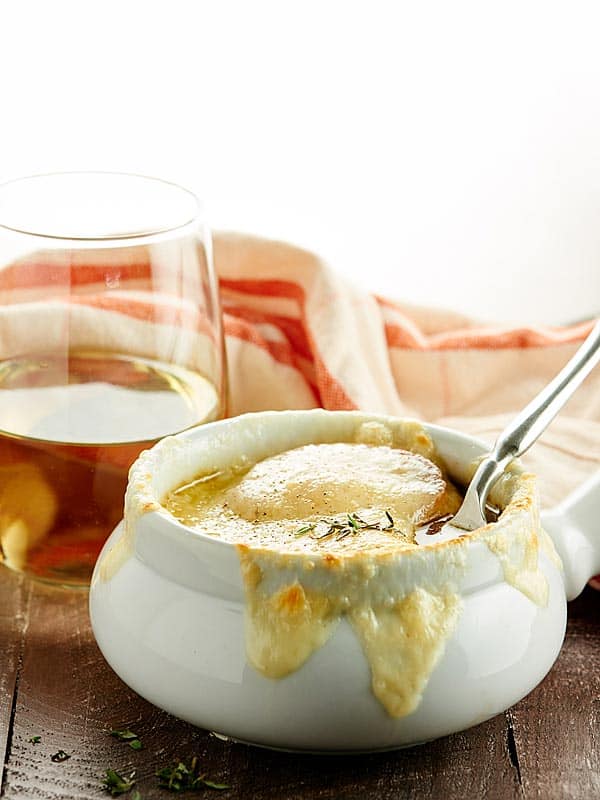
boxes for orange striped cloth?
[216,234,600,592]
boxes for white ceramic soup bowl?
[89,410,600,752]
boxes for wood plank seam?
[0,581,31,797]
[506,709,524,794]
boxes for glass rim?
[0,170,202,243]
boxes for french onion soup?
[161,419,553,719]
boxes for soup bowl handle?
[542,471,600,601]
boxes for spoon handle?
[491,320,600,464]
[452,320,600,531]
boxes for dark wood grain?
[509,589,600,800]
[0,571,29,776]
[0,573,598,800]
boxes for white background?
[1,0,600,324]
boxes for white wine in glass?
[0,172,226,585]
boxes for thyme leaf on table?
[156,757,229,792]
[102,768,136,796]
[110,728,143,750]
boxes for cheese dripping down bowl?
[89,409,600,752]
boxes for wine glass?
[0,172,226,586]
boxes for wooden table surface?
[0,568,598,800]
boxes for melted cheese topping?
[242,577,340,679]
[483,475,561,607]
[349,589,461,717]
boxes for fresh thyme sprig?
[294,511,399,542]
[294,523,316,536]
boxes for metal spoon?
[416,320,600,545]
